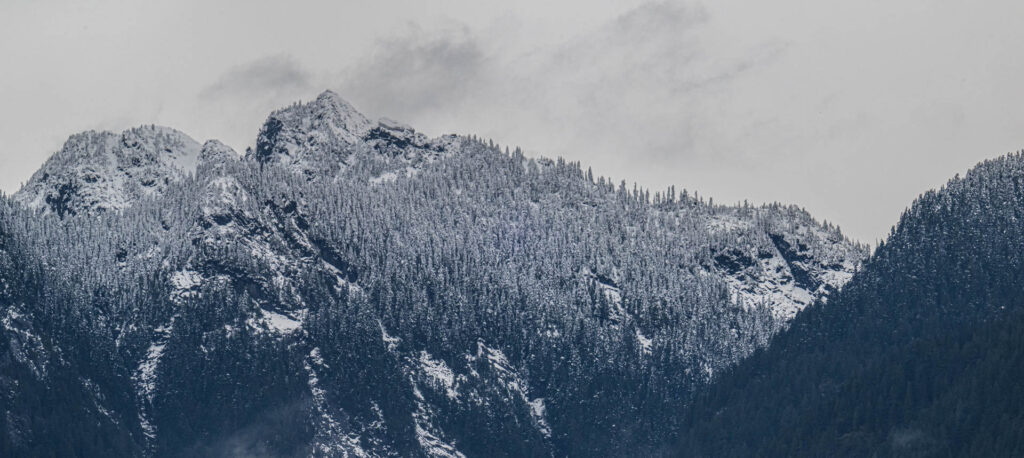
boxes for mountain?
[251,90,458,179]
[676,153,1024,457]
[0,91,865,456]
[12,125,230,216]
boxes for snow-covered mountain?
[252,90,459,180]
[13,126,237,216]
[0,91,866,456]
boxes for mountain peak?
[310,89,373,136]
[314,89,346,105]
[252,91,375,174]
[13,125,202,216]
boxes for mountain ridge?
[0,90,867,456]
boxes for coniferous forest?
[676,154,1024,457]
[1,91,1022,456]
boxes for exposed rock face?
[706,207,865,320]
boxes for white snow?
[471,342,552,438]
[380,322,401,351]
[135,319,175,405]
[170,270,201,292]
[249,308,305,335]
[134,315,177,443]
[13,126,203,215]
[528,398,552,438]
[369,171,400,185]
[2,305,49,379]
[305,347,370,457]
[419,351,459,400]
[411,385,466,458]
[706,215,753,233]
[636,329,653,355]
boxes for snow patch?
[380,322,401,352]
[133,315,177,443]
[411,385,466,458]
[529,398,552,438]
[2,305,49,379]
[247,308,305,335]
[305,347,369,457]
[636,329,653,355]
[419,351,458,400]
[471,342,552,438]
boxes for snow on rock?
[2,305,50,379]
[252,89,463,179]
[81,377,117,424]
[133,316,177,443]
[419,351,459,400]
[380,322,401,352]
[247,308,306,336]
[705,208,867,320]
[252,90,374,175]
[14,126,204,216]
[636,329,653,355]
[304,347,369,457]
[201,176,250,220]
[528,398,552,438]
[169,270,202,303]
[411,385,466,458]
[469,341,552,438]
[198,140,239,164]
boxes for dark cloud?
[194,55,319,153]
[201,55,313,100]
[519,1,780,165]
[340,27,485,120]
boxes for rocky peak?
[251,90,463,181]
[251,91,374,173]
[197,140,240,175]
[14,126,203,216]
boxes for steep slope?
[704,206,863,320]
[0,201,140,457]
[676,152,1024,457]
[1,91,865,456]
[252,91,866,321]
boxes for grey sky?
[2,0,1023,242]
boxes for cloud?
[192,55,321,154]
[340,26,486,120]
[332,2,778,149]
[201,55,313,101]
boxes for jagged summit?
[14,125,215,216]
[252,89,460,179]
[197,140,240,174]
[13,91,460,217]
[252,90,373,170]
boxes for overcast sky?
[2,0,1023,242]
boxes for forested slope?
[0,91,866,456]
[676,152,1024,457]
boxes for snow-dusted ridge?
[0,89,871,456]
[251,90,463,180]
[13,125,221,216]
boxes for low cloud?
[330,1,782,183]
[193,55,319,153]
[201,55,313,101]
[340,27,485,121]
